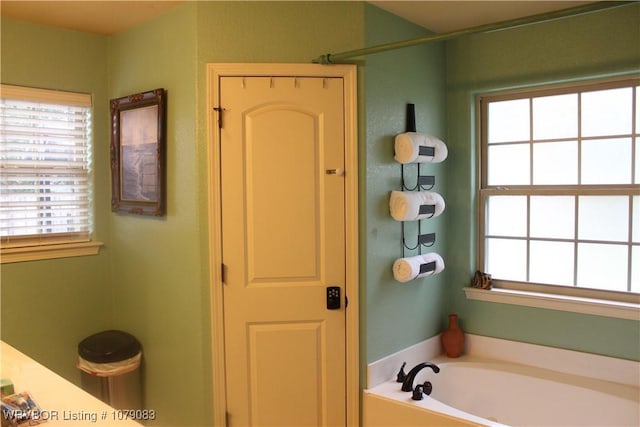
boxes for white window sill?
[464,287,640,321]
[1,241,104,263]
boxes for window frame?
[471,76,640,319]
[0,84,103,263]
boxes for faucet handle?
[396,362,407,383]
[411,384,424,400]
[422,381,433,396]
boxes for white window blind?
[0,85,92,245]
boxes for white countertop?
[1,341,142,426]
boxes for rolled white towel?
[394,132,448,164]
[393,252,445,283]
[389,190,445,221]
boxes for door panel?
[248,321,324,426]
[245,106,320,282]
[220,76,346,427]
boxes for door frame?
[206,63,359,426]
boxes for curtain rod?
[312,1,634,64]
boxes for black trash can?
[77,330,142,410]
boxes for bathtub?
[364,335,640,427]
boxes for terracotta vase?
[441,314,465,358]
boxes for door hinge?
[213,106,226,129]
[221,263,226,284]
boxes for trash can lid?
[78,330,141,363]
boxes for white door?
[220,75,346,427]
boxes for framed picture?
[110,88,166,216]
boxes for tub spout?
[401,362,440,392]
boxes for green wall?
[109,1,368,426]
[196,1,364,63]
[445,4,640,360]
[2,3,639,427]
[0,18,112,381]
[362,5,448,364]
[1,2,426,424]
[106,4,207,426]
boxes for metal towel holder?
[399,103,437,262]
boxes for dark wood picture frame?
[110,88,166,216]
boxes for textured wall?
[445,3,640,360]
[363,4,448,364]
[0,18,112,382]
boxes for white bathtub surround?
[367,335,442,389]
[367,334,639,388]
[366,358,638,427]
[365,334,640,427]
[364,381,507,427]
[464,334,639,387]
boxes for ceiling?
[0,1,184,35]
[369,1,593,33]
[0,1,595,36]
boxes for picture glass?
[120,105,159,202]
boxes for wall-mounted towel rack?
[401,221,435,257]
[391,103,446,282]
[418,204,435,216]
[399,103,436,258]
[419,261,437,275]
[401,163,435,191]
[397,103,438,191]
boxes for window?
[474,77,640,317]
[0,84,102,263]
